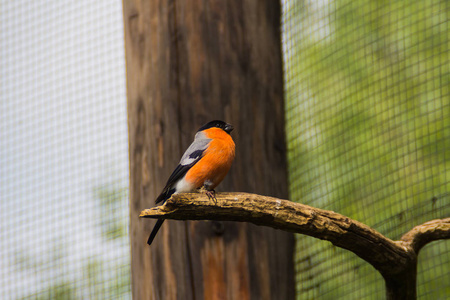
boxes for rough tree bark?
[123,0,295,299]
[141,193,450,300]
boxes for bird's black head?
[198,120,234,134]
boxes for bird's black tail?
[147,219,165,245]
[149,188,175,245]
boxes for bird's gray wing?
[179,133,211,165]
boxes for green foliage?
[284,0,449,298]
[93,186,129,240]
[34,282,75,300]
[17,184,130,299]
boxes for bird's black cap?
[198,120,234,134]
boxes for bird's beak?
[225,124,234,133]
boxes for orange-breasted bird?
[147,120,236,245]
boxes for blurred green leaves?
[17,184,130,300]
[93,186,129,240]
[283,0,449,298]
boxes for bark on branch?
[140,192,450,299]
[400,218,450,253]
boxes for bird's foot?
[205,189,217,204]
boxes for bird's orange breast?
[184,128,235,189]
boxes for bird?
[147,120,236,245]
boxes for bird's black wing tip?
[155,188,176,205]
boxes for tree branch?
[140,192,449,299]
[400,218,450,254]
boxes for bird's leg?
[201,181,217,204]
[205,189,217,204]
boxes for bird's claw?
[205,189,217,204]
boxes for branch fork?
[140,192,450,299]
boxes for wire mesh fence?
[0,1,130,299]
[282,0,449,299]
[2,0,449,299]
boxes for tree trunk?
[384,261,418,300]
[123,0,295,299]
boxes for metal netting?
[282,0,449,299]
[0,1,130,299]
